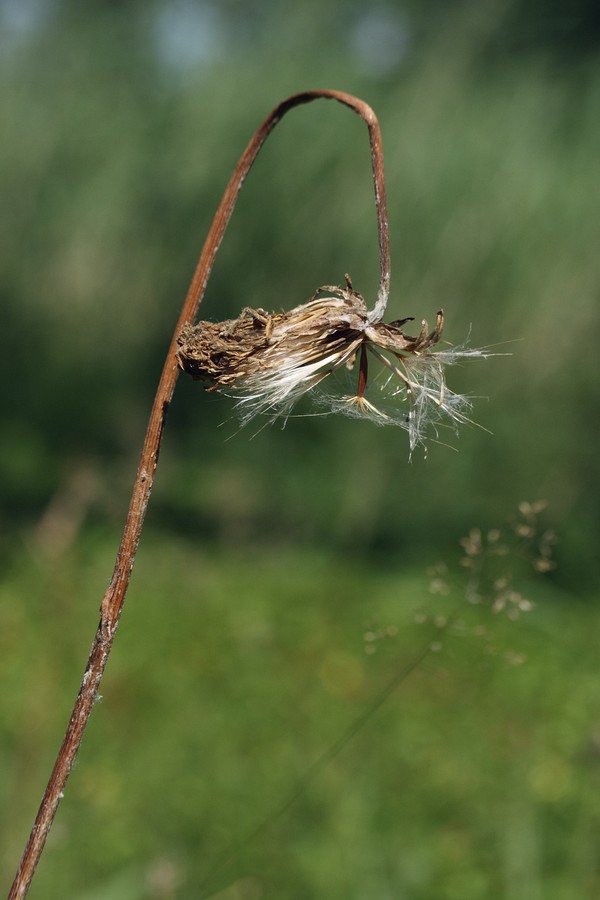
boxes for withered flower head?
[176,277,490,453]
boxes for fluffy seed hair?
[176,279,490,452]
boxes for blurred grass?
[1,6,599,583]
[1,529,599,898]
[2,3,600,898]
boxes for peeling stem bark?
[8,89,390,899]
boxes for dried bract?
[177,280,490,451]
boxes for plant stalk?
[8,89,390,899]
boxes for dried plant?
[9,89,492,898]
[177,280,490,453]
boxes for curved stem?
[8,89,390,899]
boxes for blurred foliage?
[2,2,600,896]
[1,532,599,898]
[1,0,599,588]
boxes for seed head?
[176,279,491,453]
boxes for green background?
[1,1,599,897]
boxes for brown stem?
[8,89,390,899]
[357,345,369,398]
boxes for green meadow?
[2,531,599,898]
[1,2,599,897]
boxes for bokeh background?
[1,1,599,897]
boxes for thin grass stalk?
[8,89,390,899]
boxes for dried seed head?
[176,281,491,452]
